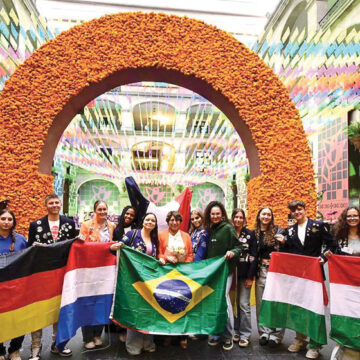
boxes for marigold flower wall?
[0,12,316,234]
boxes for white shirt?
[348,238,360,256]
[168,231,184,252]
[48,219,60,241]
[297,220,308,246]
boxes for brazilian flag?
[111,246,228,335]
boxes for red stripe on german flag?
[0,239,74,342]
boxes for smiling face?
[210,206,223,225]
[143,214,156,231]
[94,201,108,220]
[124,208,135,226]
[168,216,181,234]
[190,211,203,229]
[233,211,245,229]
[346,208,360,229]
[259,208,272,228]
[291,205,307,224]
[46,197,62,217]
[0,211,14,233]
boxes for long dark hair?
[141,212,159,252]
[254,207,278,248]
[204,201,230,231]
[0,209,16,252]
[333,207,360,241]
[189,209,205,234]
[114,206,136,241]
[231,208,247,229]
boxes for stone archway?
[0,12,316,232]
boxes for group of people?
[1,194,359,360]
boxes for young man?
[28,194,78,360]
[285,200,335,359]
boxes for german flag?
[0,239,74,342]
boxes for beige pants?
[31,323,58,348]
[342,348,360,360]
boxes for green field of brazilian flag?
[111,246,228,335]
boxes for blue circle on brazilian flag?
[154,279,192,314]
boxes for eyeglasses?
[346,215,359,219]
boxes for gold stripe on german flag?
[0,239,74,342]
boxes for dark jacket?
[236,228,257,280]
[334,238,360,256]
[207,221,241,273]
[284,218,336,261]
[28,215,78,246]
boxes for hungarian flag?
[259,252,328,345]
[56,241,116,350]
[328,255,360,350]
[0,240,74,343]
[125,176,193,231]
[111,246,228,334]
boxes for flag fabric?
[56,241,116,350]
[125,176,193,231]
[328,255,360,350]
[111,246,228,335]
[259,252,328,345]
[0,240,74,343]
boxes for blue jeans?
[234,279,251,339]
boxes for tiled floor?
[12,307,336,360]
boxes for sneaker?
[268,335,280,348]
[9,350,21,360]
[306,348,320,359]
[222,339,233,351]
[208,337,220,346]
[145,346,156,353]
[288,339,307,353]
[29,345,41,360]
[239,338,249,348]
[233,334,240,342]
[84,342,96,350]
[93,337,103,347]
[51,343,72,357]
[259,334,269,346]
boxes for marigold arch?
[0,12,316,233]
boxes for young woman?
[0,209,26,360]
[204,201,241,351]
[231,208,257,348]
[111,213,158,355]
[113,206,136,242]
[254,207,285,347]
[79,200,116,349]
[189,209,209,261]
[157,211,193,349]
[327,207,360,360]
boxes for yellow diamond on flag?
[133,269,214,323]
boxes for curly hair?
[0,209,16,252]
[333,207,360,241]
[254,207,278,249]
[166,211,182,224]
[203,201,230,231]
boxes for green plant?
[346,122,360,138]
[244,172,250,184]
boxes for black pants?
[0,336,24,356]
[81,325,104,343]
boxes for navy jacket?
[284,218,336,261]
[28,215,78,246]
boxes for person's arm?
[27,222,36,247]
[194,230,209,261]
[184,233,194,263]
[228,226,242,258]
[320,221,336,262]
[157,233,167,264]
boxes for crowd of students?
[0,194,359,360]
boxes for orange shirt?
[80,217,116,242]
[158,229,194,263]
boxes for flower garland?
[0,12,316,234]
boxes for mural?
[191,182,224,211]
[139,184,173,206]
